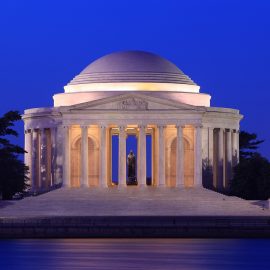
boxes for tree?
[230,131,270,200]
[230,153,270,200]
[239,131,264,160]
[0,111,29,200]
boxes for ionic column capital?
[138,124,147,129]
[44,127,50,132]
[175,124,185,130]
[24,129,32,134]
[49,126,57,133]
[40,128,47,140]
[118,125,126,131]
[32,129,39,136]
[157,125,166,130]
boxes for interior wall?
[165,126,195,187]
[70,125,100,187]
[165,126,176,187]
[88,137,99,186]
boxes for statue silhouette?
[127,150,137,185]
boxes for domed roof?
[67,51,197,86]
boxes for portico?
[23,50,242,194]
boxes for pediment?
[62,93,205,112]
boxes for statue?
[127,150,137,185]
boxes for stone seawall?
[1,216,270,238]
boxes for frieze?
[118,98,148,110]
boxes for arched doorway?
[166,136,194,187]
[70,136,99,187]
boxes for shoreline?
[1,215,270,238]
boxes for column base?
[193,184,203,189]
[175,184,185,188]
[99,184,108,188]
[80,184,89,188]
[117,184,127,189]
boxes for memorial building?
[23,51,242,192]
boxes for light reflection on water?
[0,239,269,270]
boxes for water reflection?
[0,239,270,270]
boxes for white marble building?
[23,51,242,192]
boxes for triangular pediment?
[61,93,205,112]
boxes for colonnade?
[24,128,56,191]
[61,124,202,188]
[203,127,239,190]
[24,124,239,192]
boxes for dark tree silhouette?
[230,131,270,200]
[239,131,264,159]
[0,111,29,200]
[230,153,270,200]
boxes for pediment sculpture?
[118,97,148,110]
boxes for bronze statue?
[127,150,137,185]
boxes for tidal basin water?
[0,239,269,270]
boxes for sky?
[0,0,269,159]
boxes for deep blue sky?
[0,0,269,158]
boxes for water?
[0,239,269,270]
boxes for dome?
[64,50,200,93]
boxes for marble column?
[232,130,238,167]
[138,125,147,186]
[236,130,240,163]
[50,127,56,186]
[158,125,165,186]
[176,125,184,187]
[208,127,215,187]
[99,125,107,187]
[217,128,224,190]
[40,128,48,190]
[55,126,63,185]
[118,126,126,187]
[81,125,89,187]
[194,125,202,187]
[24,129,32,186]
[62,125,70,187]
[225,129,232,189]
[31,129,39,191]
